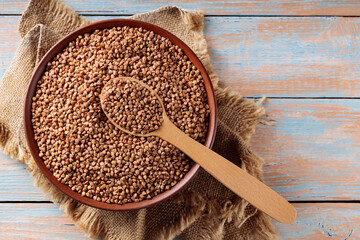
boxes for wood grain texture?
[206,17,360,97]
[0,153,47,201]
[1,0,360,16]
[1,16,360,97]
[0,203,89,240]
[1,99,359,201]
[0,16,20,79]
[0,203,358,240]
[251,99,360,201]
[274,203,359,239]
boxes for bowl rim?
[24,19,217,211]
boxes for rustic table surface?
[1,0,360,239]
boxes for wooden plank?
[0,153,48,201]
[0,16,20,80]
[0,203,89,240]
[251,99,360,201]
[1,0,360,16]
[1,99,360,201]
[205,16,360,97]
[0,202,358,239]
[273,203,360,239]
[1,16,360,97]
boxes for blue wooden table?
[1,1,360,239]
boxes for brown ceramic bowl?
[24,19,217,210]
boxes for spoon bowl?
[100,77,165,138]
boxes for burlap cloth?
[0,0,278,239]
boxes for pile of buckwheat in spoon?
[101,78,163,135]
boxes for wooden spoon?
[100,77,296,224]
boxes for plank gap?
[0,201,52,204]
[245,97,360,99]
[3,0,360,16]
[2,13,359,17]
[77,14,360,17]
[290,200,360,204]
[1,200,360,204]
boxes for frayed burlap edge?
[19,0,90,38]
[0,0,278,239]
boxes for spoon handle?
[154,116,296,224]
